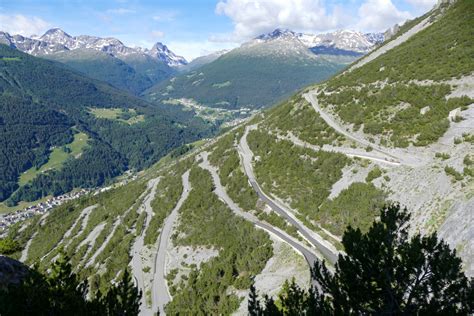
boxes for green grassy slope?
[0,44,212,204]
[144,52,345,110]
[44,49,155,95]
[314,0,474,147]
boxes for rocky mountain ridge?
[0,28,187,67]
[255,28,384,54]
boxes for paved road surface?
[303,93,402,163]
[130,178,160,316]
[153,170,191,316]
[237,128,339,265]
[198,152,320,286]
[279,132,401,167]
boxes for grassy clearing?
[88,107,145,125]
[19,132,90,185]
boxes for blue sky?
[0,0,437,60]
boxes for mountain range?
[2,0,473,314]
[0,44,211,206]
[0,29,186,94]
[1,28,187,66]
[256,28,383,54]
[144,28,383,112]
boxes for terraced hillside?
[2,0,473,315]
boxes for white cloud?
[167,40,238,61]
[356,0,412,31]
[152,10,179,22]
[106,8,136,15]
[0,14,51,36]
[150,30,165,38]
[404,0,437,11]
[215,0,348,42]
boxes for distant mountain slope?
[5,1,473,315]
[178,50,229,73]
[0,44,211,204]
[144,28,380,110]
[0,29,185,94]
[144,29,364,109]
[46,49,154,95]
[259,28,383,53]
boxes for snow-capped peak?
[147,42,187,67]
[255,28,384,54]
[0,28,187,67]
[40,28,73,45]
[255,28,298,41]
[297,29,384,53]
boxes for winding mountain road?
[85,186,151,269]
[153,170,191,316]
[237,126,339,265]
[303,92,426,167]
[39,205,98,263]
[278,132,401,167]
[130,177,160,316]
[197,152,320,283]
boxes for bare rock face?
[0,256,30,289]
[0,29,188,67]
[437,0,457,8]
[438,199,474,277]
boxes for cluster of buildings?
[0,189,91,236]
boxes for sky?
[0,0,437,61]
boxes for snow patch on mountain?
[0,28,187,67]
[255,28,384,54]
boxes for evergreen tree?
[248,278,262,316]
[0,255,142,315]
[251,204,474,315]
[102,269,142,316]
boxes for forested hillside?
[0,45,212,205]
[144,43,345,110]
[1,0,473,315]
